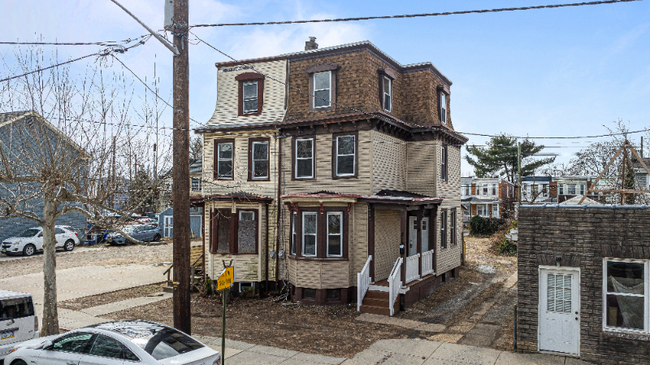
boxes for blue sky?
[3,0,650,175]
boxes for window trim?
[312,71,332,109]
[602,258,649,334]
[214,139,235,180]
[236,72,264,117]
[293,136,315,180]
[236,209,258,255]
[378,68,397,113]
[440,209,447,249]
[191,177,201,192]
[290,211,297,256]
[248,138,270,181]
[439,91,447,124]
[382,76,392,112]
[332,132,358,179]
[450,208,456,246]
[326,212,344,258]
[441,145,448,182]
[290,206,349,260]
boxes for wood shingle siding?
[374,209,401,281]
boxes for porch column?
[367,203,375,280]
[416,206,423,277]
[400,208,407,285]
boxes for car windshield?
[92,321,204,360]
[17,229,40,237]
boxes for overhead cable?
[191,0,640,28]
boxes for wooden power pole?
[172,0,192,334]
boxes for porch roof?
[199,192,274,203]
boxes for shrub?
[469,215,506,235]
[498,239,517,256]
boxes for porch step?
[359,304,391,316]
[359,289,396,316]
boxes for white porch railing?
[405,253,421,284]
[421,250,434,277]
[356,255,372,311]
[388,257,403,316]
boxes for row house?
[460,177,515,224]
[196,39,467,315]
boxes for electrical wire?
[191,0,640,28]
[0,35,150,47]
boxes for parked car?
[1,226,80,256]
[5,320,221,365]
[106,225,163,245]
[0,290,39,361]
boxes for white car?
[5,320,221,365]
[1,226,80,256]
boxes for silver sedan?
[5,320,221,365]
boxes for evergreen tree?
[465,134,555,183]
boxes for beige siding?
[348,204,368,286]
[374,209,401,281]
[371,131,407,193]
[435,142,463,275]
[406,141,436,197]
[289,259,350,289]
[434,206,462,276]
[207,60,287,126]
[281,131,373,195]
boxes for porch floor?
[373,272,436,288]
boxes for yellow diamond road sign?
[217,267,234,291]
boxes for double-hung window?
[491,184,497,196]
[295,138,314,179]
[335,135,355,177]
[579,184,586,195]
[191,177,201,192]
[441,210,447,249]
[450,209,456,246]
[603,259,649,332]
[440,92,447,124]
[441,145,448,182]
[243,81,258,114]
[302,212,317,257]
[290,212,297,255]
[559,184,565,195]
[215,141,233,180]
[383,77,392,112]
[313,71,331,108]
[250,140,269,180]
[567,184,577,195]
[326,212,343,257]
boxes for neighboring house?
[460,177,515,223]
[520,176,553,204]
[197,39,467,314]
[0,111,87,242]
[190,158,202,195]
[158,207,203,239]
[517,205,650,365]
[554,176,597,203]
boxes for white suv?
[0,290,39,361]
[1,226,80,256]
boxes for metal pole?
[517,142,521,206]
[172,0,192,334]
[222,289,227,364]
[513,304,518,350]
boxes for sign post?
[216,267,234,363]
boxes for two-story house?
[461,177,515,224]
[198,39,467,314]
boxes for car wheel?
[64,239,75,251]
[23,244,36,256]
[153,234,161,242]
[12,359,28,365]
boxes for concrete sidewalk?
[195,337,592,365]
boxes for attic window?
[235,72,264,116]
[306,63,339,112]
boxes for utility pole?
[171,0,192,334]
[517,142,521,207]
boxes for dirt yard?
[59,233,518,358]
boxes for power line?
[458,128,650,140]
[0,35,150,47]
[191,0,640,28]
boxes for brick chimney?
[305,37,318,51]
[549,181,557,197]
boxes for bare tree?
[0,48,170,335]
[190,134,203,162]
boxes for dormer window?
[440,92,447,124]
[235,72,264,116]
[313,71,331,108]
[383,77,392,112]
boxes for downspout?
[265,202,269,296]
[276,134,282,284]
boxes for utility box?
[164,0,174,29]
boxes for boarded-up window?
[217,211,231,254]
[237,211,257,254]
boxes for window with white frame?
[603,259,648,332]
[482,185,488,196]
[477,205,485,217]
[567,184,577,195]
[491,184,497,196]
[326,212,343,257]
[243,81,258,114]
[335,135,355,176]
[295,138,314,179]
[251,140,269,180]
[383,76,392,112]
[559,184,565,195]
[302,212,317,257]
[191,177,201,192]
[450,209,456,246]
[580,184,586,195]
[216,142,233,179]
[440,92,447,124]
[440,210,447,249]
[290,212,296,255]
[313,71,331,108]
[441,145,448,182]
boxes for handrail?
[388,257,403,316]
[192,253,204,267]
[357,255,372,311]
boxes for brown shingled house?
[197,39,467,315]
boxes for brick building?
[517,205,650,364]
[198,39,467,314]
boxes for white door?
[408,216,417,256]
[164,216,173,238]
[539,267,580,355]
[421,217,429,252]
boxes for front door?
[539,267,580,355]
[421,217,429,252]
[408,216,418,256]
